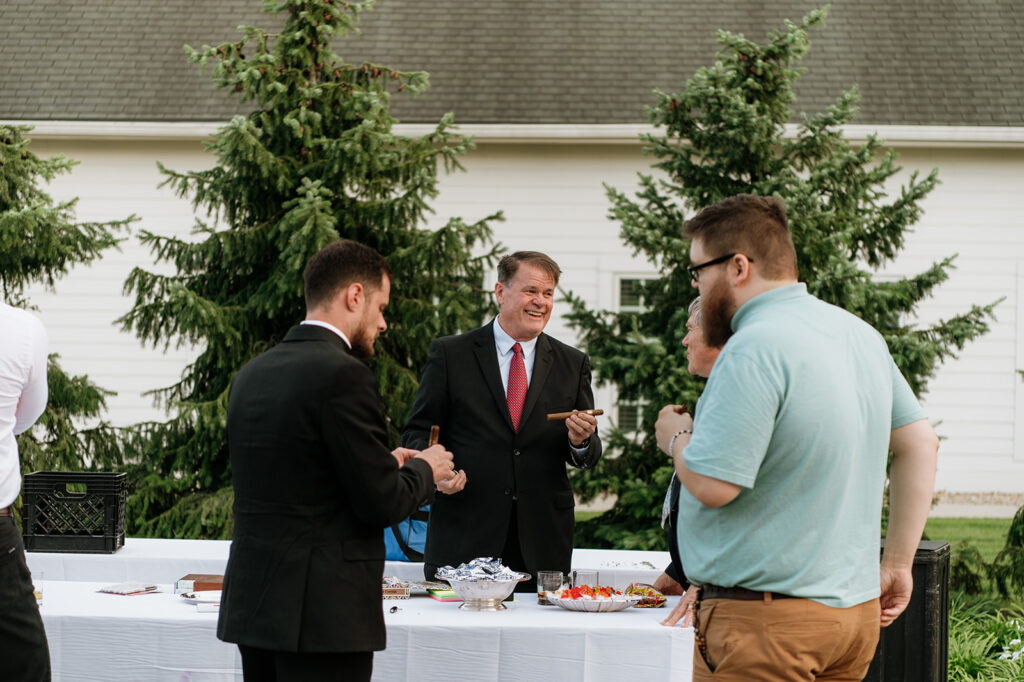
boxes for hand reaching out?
[436,469,467,495]
[661,584,699,627]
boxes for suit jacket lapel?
[472,325,515,432]
[521,333,552,427]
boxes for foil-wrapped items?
[434,557,527,582]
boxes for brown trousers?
[692,594,879,681]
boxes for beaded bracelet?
[667,428,692,459]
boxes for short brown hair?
[497,251,562,285]
[303,239,392,311]
[682,195,798,281]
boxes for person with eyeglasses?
[654,194,938,681]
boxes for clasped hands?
[390,445,460,482]
[390,445,466,494]
[654,404,693,456]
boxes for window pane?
[620,279,641,308]
[618,403,639,432]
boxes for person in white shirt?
[0,301,51,681]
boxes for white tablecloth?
[40,580,239,682]
[39,580,693,682]
[378,593,693,681]
[28,538,232,582]
[28,539,671,589]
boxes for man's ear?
[343,282,365,312]
[732,254,753,285]
[494,281,505,305]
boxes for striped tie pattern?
[507,342,527,431]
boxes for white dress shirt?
[300,320,352,349]
[492,318,589,460]
[492,317,539,394]
[0,303,49,508]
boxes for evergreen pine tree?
[119,0,502,538]
[0,124,133,482]
[565,8,999,549]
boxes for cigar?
[546,409,604,421]
[428,425,440,447]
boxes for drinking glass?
[570,569,598,588]
[537,571,564,605]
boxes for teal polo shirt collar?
[730,282,807,332]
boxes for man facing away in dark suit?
[217,239,455,682]
[402,251,602,592]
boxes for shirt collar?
[492,317,539,357]
[731,282,807,331]
[300,320,352,349]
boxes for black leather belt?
[701,584,795,601]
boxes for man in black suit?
[403,251,602,592]
[217,239,455,682]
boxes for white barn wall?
[25,139,210,427]
[879,147,1024,492]
[21,137,1024,492]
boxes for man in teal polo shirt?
[655,194,938,680]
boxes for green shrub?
[947,505,1024,597]
[950,542,989,595]
[948,592,1024,681]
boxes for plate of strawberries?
[546,584,642,612]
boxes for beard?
[701,279,737,349]
[350,315,378,360]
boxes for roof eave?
[6,120,1024,148]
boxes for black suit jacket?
[217,324,434,653]
[402,322,602,578]
[665,475,689,588]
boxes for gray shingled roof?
[1,0,1021,126]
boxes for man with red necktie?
[403,251,602,592]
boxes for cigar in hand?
[428,425,440,447]
[546,409,604,422]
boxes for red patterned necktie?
[507,342,527,431]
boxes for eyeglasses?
[686,253,753,283]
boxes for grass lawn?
[925,517,1012,563]
[575,511,605,523]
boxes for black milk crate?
[863,540,949,682]
[22,471,126,553]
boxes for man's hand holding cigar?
[418,425,465,495]
[565,410,599,447]
[391,445,456,483]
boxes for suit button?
[504,488,511,495]
[513,449,521,457]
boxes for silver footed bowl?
[443,573,531,611]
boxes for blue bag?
[385,505,429,561]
